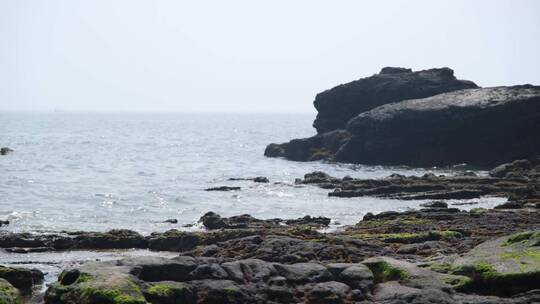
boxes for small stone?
[0,147,13,155]
[362,212,375,221]
[420,201,448,208]
[253,176,269,183]
[494,202,523,209]
[199,212,226,229]
[204,186,241,191]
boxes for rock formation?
[266,67,540,167]
[313,67,477,133]
[337,85,540,166]
[266,67,478,163]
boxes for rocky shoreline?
[1,157,539,303]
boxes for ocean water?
[0,112,505,234]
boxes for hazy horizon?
[2,0,539,113]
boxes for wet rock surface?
[227,176,269,183]
[198,212,331,230]
[204,186,241,191]
[296,170,540,208]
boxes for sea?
[0,112,506,234]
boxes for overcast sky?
[1,0,539,113]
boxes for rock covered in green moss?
[45,261,148,304]
[0,265,43,295]
[43,252,540,304]
[0,278,21,304]
[449,230,540,296]
[44,255,379,303]
[141,282,194,303]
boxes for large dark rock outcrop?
[265,67,477,162]
[336,85,540,167]
[313,67,478,133]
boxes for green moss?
[75,273,94,284]
[452,261,498,279]
[429,262,453,273]
[147,284,172,297]
[223,286,240,294]
[444,276,473,289]
[80,280,147,304]
[504,231,540,246]
[450,260,540,296]
[367,261,410,283]
[147,283,187,298]
[58,271,94,284]
[500,248,540,261]
[82,288,146,304]
[500,248,540,273]
[0,279,21,304]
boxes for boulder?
[0,278,21,304]
[337,85,540,167]
[0,147,13,155]
[253,176,269,183]
[199,212,226,230]
[0,265,44,294]
[449,230,540,296]
[313,67,477,133]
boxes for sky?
[1,0,539,113]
